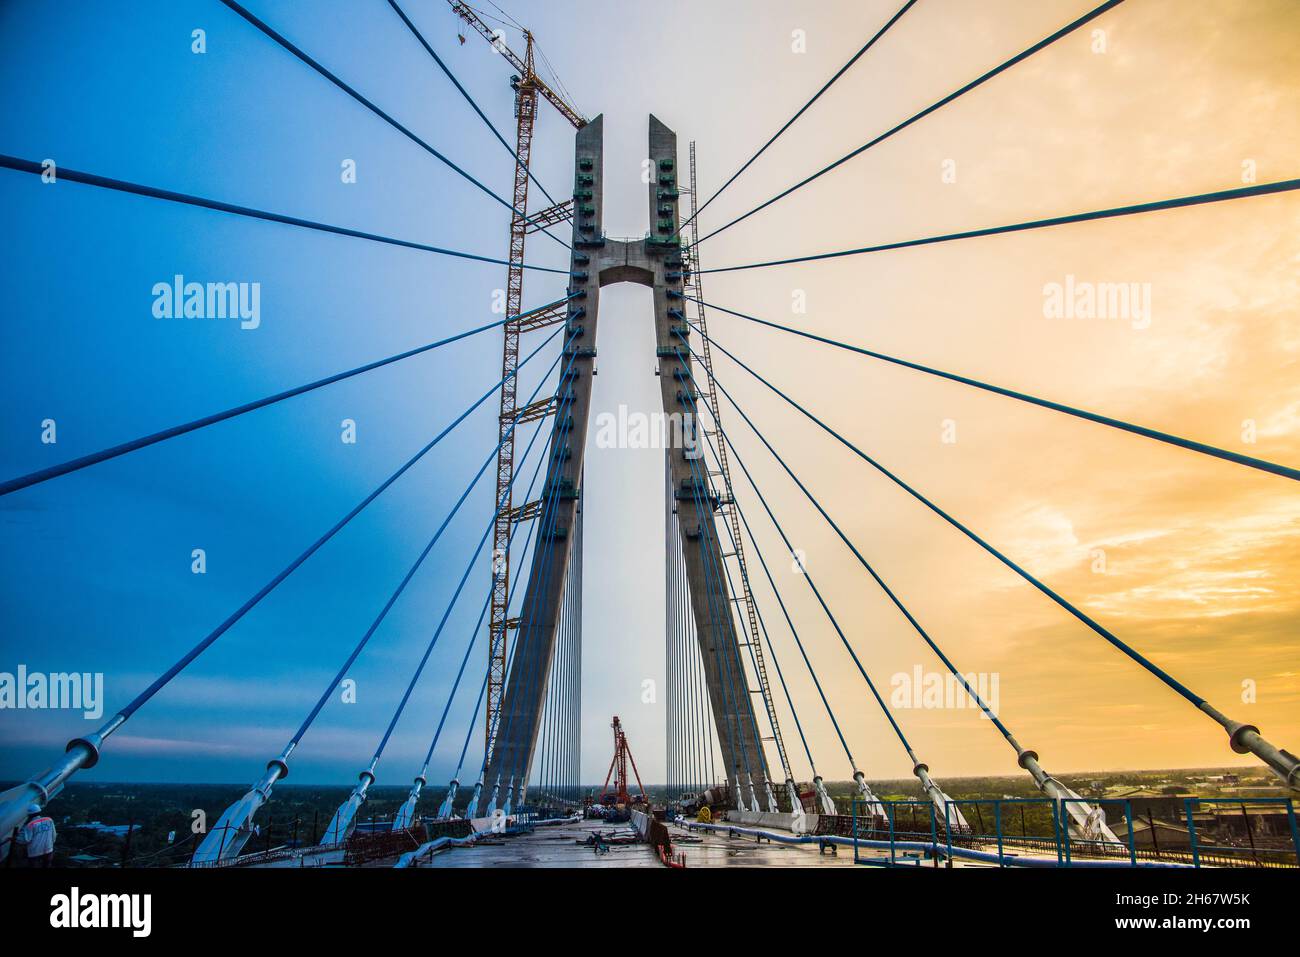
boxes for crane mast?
[445,1,585,768]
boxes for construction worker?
[16,804,56,867]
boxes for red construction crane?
[599,716,646,806]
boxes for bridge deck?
[407,818,866,868]
[667,822,862,868]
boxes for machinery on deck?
[596,716,647,807]
[676,785,730,817]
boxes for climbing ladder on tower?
[681,141,793,796]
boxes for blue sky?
[0,0,579,784]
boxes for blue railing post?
[888,802,897,867]
[1124,799,1136,866]
[994,800,1004,867]
[945,801,954,861]
[929,802,938,867]
[852,798,859,865]
[1286,798,1299,868]
[1051,799,1063,867]
[1185,798,1200,869]
[1062,800,1073,866]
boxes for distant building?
[74,821,132,837]
[1112,817,1195,851]
[1102,788,1187,819]
[1207,773,1241,786]
[1200,804,1294,841]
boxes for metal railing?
[850,796,1300,868]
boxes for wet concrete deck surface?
[409,818,874,868]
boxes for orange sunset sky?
[571,0,1300,781]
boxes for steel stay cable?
[696,427,819,780]
[368,332,577,765]
[0,293,577,498]
[687,333,1300,787]
[119,324,563,724]
[0,154,569,274]
[455,421,552,801]
[490,401,570,798]
[688,324,1206,705]
[678,0,919,239]
[420,414,556,791]
[687,344,1019,746]
[475,354,582,804]
[699,177,1300,273]
[386,0,559,207]
[677,410,760,800]
[701,457,792,782]
[19,326,563,805]
[690,301,1300,483]
[694,0,1127,246]
[687,369,857,775]
[677,363,921,770]
[290,341,561,752]
[219,0,571,252]
[498,384,582,799]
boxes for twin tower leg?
[479,116,770,811]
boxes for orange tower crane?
[445,2,586,766]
